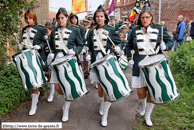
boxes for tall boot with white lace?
[139,98,146,116]
[99,97,104,116]
[47,84,55,102]
[144,103,155,126]
[101,102,111,127]
[29,92,40,116]
[62,100,71,122]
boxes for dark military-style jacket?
[118,21,123,27]
[22,24,48,62]
[78,25,85,42]
[49,24,83,63]
[87,24,124,64]
[126,24,174,76]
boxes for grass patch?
[133,41,194,130]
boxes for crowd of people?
[172,15,193,51]
[16,4,175,128]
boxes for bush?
[169,40,194,87]
[0,64,49,116]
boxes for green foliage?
[0,64,31,116]
[0,0,38,65]
[133,41,194,130]
[0,64,49,116]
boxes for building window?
[117,0,121,4]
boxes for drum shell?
[52,55,88,100]
[118,55,129,70]
[12,49,46,91]
[139,55,179,104]
[91,54,132,102]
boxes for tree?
[0,0,38,65]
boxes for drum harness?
[26,27,46,66]
[57,28,69,54]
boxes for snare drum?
[118,55,129,70]
[91,54,132,102]
[51,55,88,100]
[12,49,47,91]
[139,54,180,104]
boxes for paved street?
[10,68,139,130]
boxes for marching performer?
[18,8,48,115]
[47,7,83,122]
[69,13,85,42]
[86,5,124,127]
[108,15,119,31]
[126,6,174,126]
[120,24,131,43]
[44,22,55,103]
[82,19,91,79]
[118,15,128,27]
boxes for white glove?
[68,49,76,55]
[18,44,23,50]
[33,45,41,50]
[47,53,55,65]
[86,55,91,61]
[128,60,134,69]
[115,46,121,53]
[160,41,166,51]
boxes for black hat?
[27,7,34,12]
[141,5,151,12]
[45,22,53,28]
[58,7,67,14]
[96,5,105,11]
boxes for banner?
[72,0,87,14]
[108,0,115,15]
[129,10,136,23]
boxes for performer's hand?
[160,41,166,51]
[18,44,23,50]
[47,53,55,65]
[68,49,76,55]
[115,46,121,53]
[33,45,41,50]
[86,55,91,61]
[128,60,134,69]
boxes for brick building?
[104,0,194,32]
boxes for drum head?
[139,54,166,67]
[91,54,113,68]
[51,55,74,66]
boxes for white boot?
[62,100,71,122]
[29,92,40,116]
[139,98,146,116]
[95,83,98,89]
[101,102,111,127]
[99,97,104,116]
[144,103,155,126]
[47,84,55,102]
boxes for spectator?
[190,20,194,39]
[174,15,185,52]
[183,18,191,42]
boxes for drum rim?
[12,49,35,58]
[51,55,76,66]
[90,54,114,68]
[153,93,180,105]
[139,54,168,68]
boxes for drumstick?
[102,31,116,47]
[131,50,135,60]
[44,35,52,53]
[13,33,20,44]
